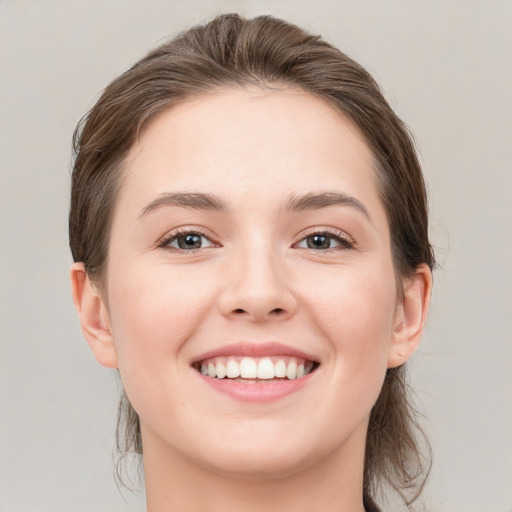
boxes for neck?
[142,425,368,512]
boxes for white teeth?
[226,358,240,378]
[240,357,258,378]
[216,362,226,379]
[286,360,297,380]
[274,359,286,378]
[257,358,275,379]
[198,356,316,380]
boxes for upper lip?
[191,342,319,364]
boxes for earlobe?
[70,262,119,369]
[388,263,432,368]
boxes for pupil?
[178,234,201,249]
[308,234,330,249]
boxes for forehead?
[119,87,382,217]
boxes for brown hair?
[70,13,434,509]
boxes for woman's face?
[102,87,404,477]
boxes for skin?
[71,87,431,512]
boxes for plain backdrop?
[1,1,511,511]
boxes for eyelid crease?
[157,227,220,250]
[155,226,356,252]
[295,227,356,247]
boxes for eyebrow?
[138,190,371,222]
[138,192,228,218]
[285,192,371,222]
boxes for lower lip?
[195,371,315,402]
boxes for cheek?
[305,261,396,334]
[299,262,397,384]
[106,262,216,370]
[314,282,395,446]
[104,262,220,430]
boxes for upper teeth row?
[199,357,314,380]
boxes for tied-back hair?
[70,14,434,509]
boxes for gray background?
[1,1,511,511]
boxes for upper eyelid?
[295,227,355,244]
[156,226,355,248]
[157,227,219,248]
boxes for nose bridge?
[219,237,297,321]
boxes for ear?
[70,262,118,368]
[388,263,432,368]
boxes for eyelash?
[295,228,355,251]
[157,229,218,251]
[157,228,355,252]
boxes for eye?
[295,231,354,250]
[161,231,215,251]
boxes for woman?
[69,14,433,512]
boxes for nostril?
[232,307,284,315]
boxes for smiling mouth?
[193,356,319,381]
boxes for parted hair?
[70,13,434,509]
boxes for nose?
[218,245,298,323]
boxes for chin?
[188,425,336,482]
[202,447,317,481]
